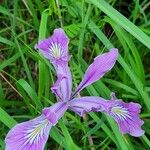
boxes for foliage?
[0,0,150,149]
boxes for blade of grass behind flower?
[25,0,39,29]
[0,107,17,128]
[82,114,106,140]
[0,139,5,149]
[59,120,81,150]
[103,78,139,96]
[38,11,50,100]
[11,2,35,89]
[0,6,33,28]
[17,79,42,111]
[0,40,35,71]
[35,0,44,13]
[104,17,145,84]
[12,0,18,35]
[14,36,35,89]
[142,135,150,147]
[87,0,150,50]
[0,81,5,102]
[0,36,14,46]
[77,3,92,60]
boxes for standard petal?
[42,102,68,125]
[104,94,145,137]
[51,74,66,100]
[5,115,52,150]
[35,28,69,64]
[53,63,72,101]
[69,97,109,116]
[35,28,72,101]
[72,49,118,97]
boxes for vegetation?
[0,0,150,149]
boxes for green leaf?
[59,120,81,150]
[0,107,17,128]
[38,11,50,100]
[0,36,14,46]
[17,79,42,111]
[87,0,150,50]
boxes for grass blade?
[87,0,150,50]
[0,107,17,128]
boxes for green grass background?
[0,0,150,149]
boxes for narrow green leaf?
[0,107,17,128]
[38,11,49,99]
[0,6,33,28]
[0,139,5,149]
[0,36,14,46]
[17,79,42,110]
[87,0,150,50]
[14,36,35,89]
[59,120,81,150]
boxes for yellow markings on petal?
[49,42,63,59]
[111,106,131,120]
[112,107,125,114]
[53,48,59,58]
[26,119,50,144]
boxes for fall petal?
[104,94,144,137]
[5,115,51,150]
[35,28,69,64]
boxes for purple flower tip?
[5,102,68,150]
[106,94,145,137]
[35,28,69,64]
[5,115,52,150]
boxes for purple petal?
[69,94,144,137]
[5,115,52,150]
[104,94,145,137]
[73,49,118,97]
[35,28,72,101]
[51,74,66,100]
[35,28,69,64]
[53,64,72,101]
[69,97,109,116]
[42,102,68,125]
[5,102,68,150]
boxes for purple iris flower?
[5,28,144,150]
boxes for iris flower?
[5,28,144,150]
